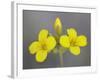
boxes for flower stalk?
[54,17,64,66]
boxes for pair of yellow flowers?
[29,17,87,63]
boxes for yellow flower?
[54,17,62,35]
[60,28,87,55]
[29,29,56,62]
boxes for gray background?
[23,10,91,69]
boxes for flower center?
[41,44,47,50]
[70,39,77,46]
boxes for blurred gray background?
[23,10,91,69]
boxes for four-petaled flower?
[60,28,87,55]
[29,29,56,62]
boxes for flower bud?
[54,17,62,35]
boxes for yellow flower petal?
[39,29,48,42]
[46,36,56,51]
[60,35,70,48]
[76,35,87,47]
[54,17,62,35]
[67,28,77,40]
[29,41,41,55]
[70,46,80,55]
[36,50,47,62]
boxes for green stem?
[56,34,64,67]
[59,51,63,67]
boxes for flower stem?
[59,51,63,67]
[56,34,64,67]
